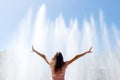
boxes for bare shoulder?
[64,61,69,66]
[49,59,55,66]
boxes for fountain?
[0,4,120,80]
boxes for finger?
[90,51,93,53]
[32,45,33,49]
[89,46,92,51]
[32,46,34,50]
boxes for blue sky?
[0,0,120,50]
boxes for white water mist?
[0,4,120,80]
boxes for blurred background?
[0,0,120,80]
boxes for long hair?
[53,52,65,72]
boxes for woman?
[32,46,92,80]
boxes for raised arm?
[32,46,49,64]
[67,47,92,65]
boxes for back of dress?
[49,61,68,80]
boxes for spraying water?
[0,4,120,80]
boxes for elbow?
[42,55,46,59]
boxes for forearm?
[34,50,49,64]
[32,46,49,64]
[33,50,45,58]
[67,52,88,65]
[76,52,88,59]
[67,47,92,65]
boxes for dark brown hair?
[54,52,65,72]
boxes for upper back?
[49,60,68,80]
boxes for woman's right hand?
[85,47,93,53]
[32,46,36,52]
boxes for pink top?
[51,62,68,80]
